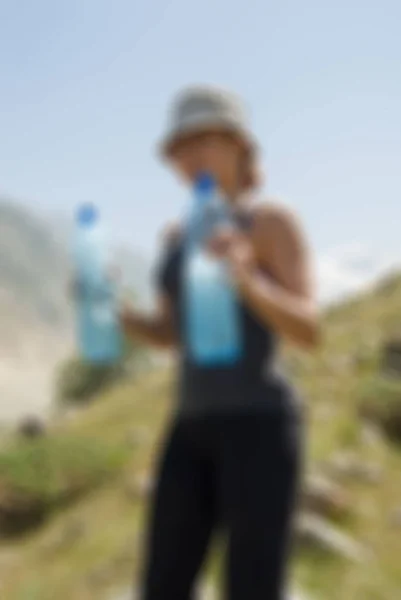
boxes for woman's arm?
[227,204,320,348]
[121,293,177,349]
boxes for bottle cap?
[194,172,215,194]
[76,203,98,226]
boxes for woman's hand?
[207,227,257,292]
[207,204,320,349]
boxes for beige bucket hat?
[159,85,257,157]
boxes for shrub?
[0,433,129,535]
[0,434,128,501]
[56,334,150,406]
[56,358,122,405]
[357,375,401,443]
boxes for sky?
[0,0,400,301]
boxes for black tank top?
[156,213,301,419]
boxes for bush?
[56,334,150,406]
[358,375,401,443]
[56,358,123,405]
[0,433,129,535]
[0,434,127,501]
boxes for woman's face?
[168,131,244,191]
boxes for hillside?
[0,201,72,423]
[0,200,151,424]
[0,271,401,599]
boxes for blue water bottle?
[183,173,243,366]
[73,203,122,364]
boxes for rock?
[325,452,384,485]
[137,473,155,497]
[380,335,401,376]
[109,584,217,600]
[109,592,130,600]
[17,415,46,439]
[195,583,217,600]
[288,593,311,600]
[125,473,155,501]
[0,489,47,535]
[295,513,367,563]
[358,376,401,443]
[301,473,351,519]
[360,422,385,447]
[110,582,304,600]
[111,591,135,600]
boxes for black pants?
[140,410,303,600]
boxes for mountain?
[0,201,72,423]
[0,200,151,423]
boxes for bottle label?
[184,251,242,365]
[91,305,115,324]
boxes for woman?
[122,85,319,600]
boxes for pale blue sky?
[1,0,400,293]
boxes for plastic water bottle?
[73,203,122,364]
[183,173,243,366]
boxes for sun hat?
[159,85,257,157]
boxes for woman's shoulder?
[248,199,310,263]
[249,199,302,233]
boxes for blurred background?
[0,1,400,598]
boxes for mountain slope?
[0,200,151,423]
[0,201,73,422]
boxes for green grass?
[1,275,401,599]
[357,376,401,443]
[0,371,170,600]
[0,435,128,503]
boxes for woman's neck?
[220,177,237,198]
[220,186,249,211]
[218,180,242,205]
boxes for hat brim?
[159,120,257,158]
